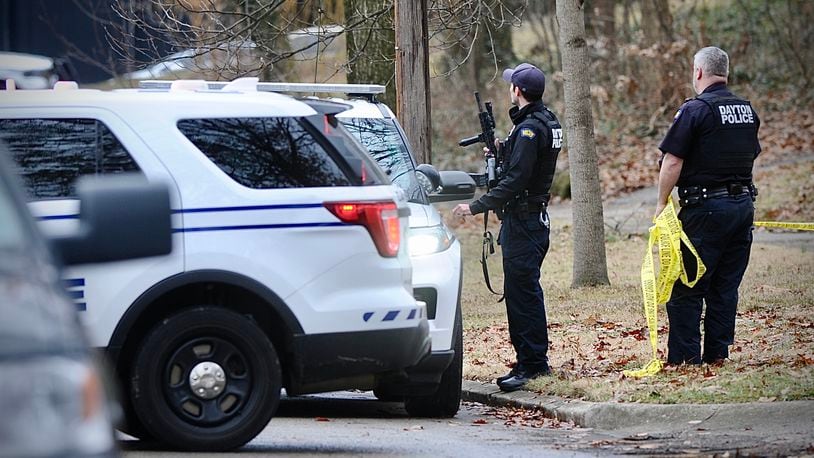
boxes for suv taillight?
[325,201,400,257]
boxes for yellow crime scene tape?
[754,221,814,231]
[624,196,705,378]
[623,202,814,378]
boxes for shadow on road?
[118,392,417,455]
[277,392,408,419]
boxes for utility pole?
[394,0,432,164]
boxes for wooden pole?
[394,0,432,164]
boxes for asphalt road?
[120,391,615,457]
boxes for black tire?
[373,388,403,402]
[130,307,281,451]
[404,309,463,418]
[118,401,153,442]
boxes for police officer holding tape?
[453,63,562,391]
[656,46,761,365]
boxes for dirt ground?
[439,162,814,403]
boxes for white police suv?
[336,90,475,417]
[0,79,430,451]
[154,80,478,418]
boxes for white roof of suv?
[0,87,316,118]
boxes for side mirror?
[52,175,172,266]
[416,163,441,195]
[428,170,477,203]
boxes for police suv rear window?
[0,118,141,199]
[178,117,352,189]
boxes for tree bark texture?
[555,0,610,287]
[345,0,396,109]
[394,0,432,164]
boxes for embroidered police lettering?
[551,128,563,148]
[717,104,754,125]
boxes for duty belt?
[677,183,757,207]
[505,199,548,217]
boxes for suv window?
[0,119,140,199]
[178,117,352,189]
[340,118,427,204]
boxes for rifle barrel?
[458,135,481,147]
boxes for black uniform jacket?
[659,82,762,187]
[469,101,549,215]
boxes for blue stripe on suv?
[37,204,345,233]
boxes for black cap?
[502,63,546,95]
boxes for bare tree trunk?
[556,0,610,287]
[639,0,675,107]
[487,0,518,80]
[640,0,674,43]
[594,0,615,73]
[346,0,396,108]
[395,0,432,164]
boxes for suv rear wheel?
[130,307,281,450]
[404,309,462,418]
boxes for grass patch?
[448,213,814,403]
[754,160,814,222]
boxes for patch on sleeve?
[673,109,682,121]
[520,128,536,139]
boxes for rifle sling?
[480,208,505,301]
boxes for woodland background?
[74,0,813,220]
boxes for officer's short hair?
[513,84,543,102]
[694,46,729,78]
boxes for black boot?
[496,366,522,385]
[497,368,551,392]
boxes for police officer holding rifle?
[454,63,562,392]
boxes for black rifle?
[459,91,504,300]
[459,92,501,189]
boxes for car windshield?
[340,118,428,204]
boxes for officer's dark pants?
[666,194,754,365]
[498,211,551,373]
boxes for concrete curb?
[462,380,814,431]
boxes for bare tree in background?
[107,0,352,80]
[345,0,395,108]
[104,0,526,83]
[556,0,609,287]
[429,0,525,86]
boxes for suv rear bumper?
[411,239,462,352]
[374,349,455,397]
[286,320,430,391]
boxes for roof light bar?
[251,82,385,95]
[138,80,175,90]
[138,78,385,95]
